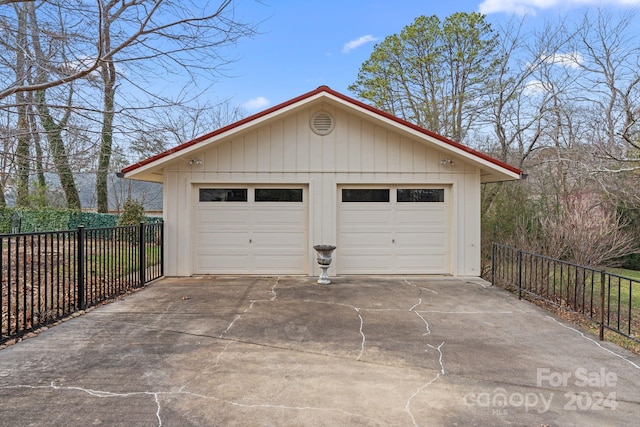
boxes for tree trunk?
[96,82,115,212]
[29,102,47,207]
[15,3,30,207]
[97,12,116,213]
[35,89,81,209]
[28,2,80,210]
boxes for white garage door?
[193,186,308,274]
[338,187,450,274]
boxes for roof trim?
[122,85,522,177]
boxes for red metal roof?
[121,85,522,176]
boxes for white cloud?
[342,35,378,53]
[524,52,584,71]
[242,96,270,111]
[479,0,640,15]
[523,79,550,96]
[545,52,584,69]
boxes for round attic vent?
[310,111,335,136]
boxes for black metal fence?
[492,243,639,344]
[0,221,163,344]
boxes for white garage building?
[122,86,521,277]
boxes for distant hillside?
[80,173,163,212]
[5,173,162,212]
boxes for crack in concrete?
[417,310,513,314]
[0,380,382,426]
[294,299,366,360]
[401,340,445,425]
[402,277,438,295]
[154,392,163,426]
[413,311,431,336]
[270,277,279,301]
[178,389,381,422]
[1,382,166,426]
[407,296,432,336]
[427,342,446,375]
[404,372,441,427]
[219,301,256,338]
[464,279,491,289]
[221,276,281,338]
[547,316,640,370]
[354,307,365,360]
[177,281,282,392]
[400,278,448,426]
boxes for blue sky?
[206,0,640,113]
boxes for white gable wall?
[162,102,482,277]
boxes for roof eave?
[480,170,522,184]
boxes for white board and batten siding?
[162,101,483,277]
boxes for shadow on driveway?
[1,275,639,426]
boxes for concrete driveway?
[1,276,639,426]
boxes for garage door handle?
[392,239,395,243]
[249,239,252,243]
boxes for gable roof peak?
[122,85,522,182]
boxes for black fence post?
[517,250,523,300]
[599,269,606,341]
[491,243,496,286]
[0,235,3,341]
[160,220,164,277]
[77,226,85,310]
[138,221,146,287]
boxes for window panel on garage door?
[199,188,247,202]
[397,189,444,202]
[342,189,390,202]
[255,188,303,202]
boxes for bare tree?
[539,193,638,266]
[0,0,256,210]
[570,10,640,208]
[477,10,640,268]
[479,17,568,220]
[27,1,81,208]
[93,0,256,211]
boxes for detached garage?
[122,86,521,277]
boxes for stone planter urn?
[313,245,336,285]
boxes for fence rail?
[491,243,639,344]
[1,221,163,344]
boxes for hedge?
[0,208,161,234]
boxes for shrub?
[118,198,146,226]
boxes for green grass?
[86,244,161,277]
[602,268,640,312]
[608,267,640,280]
